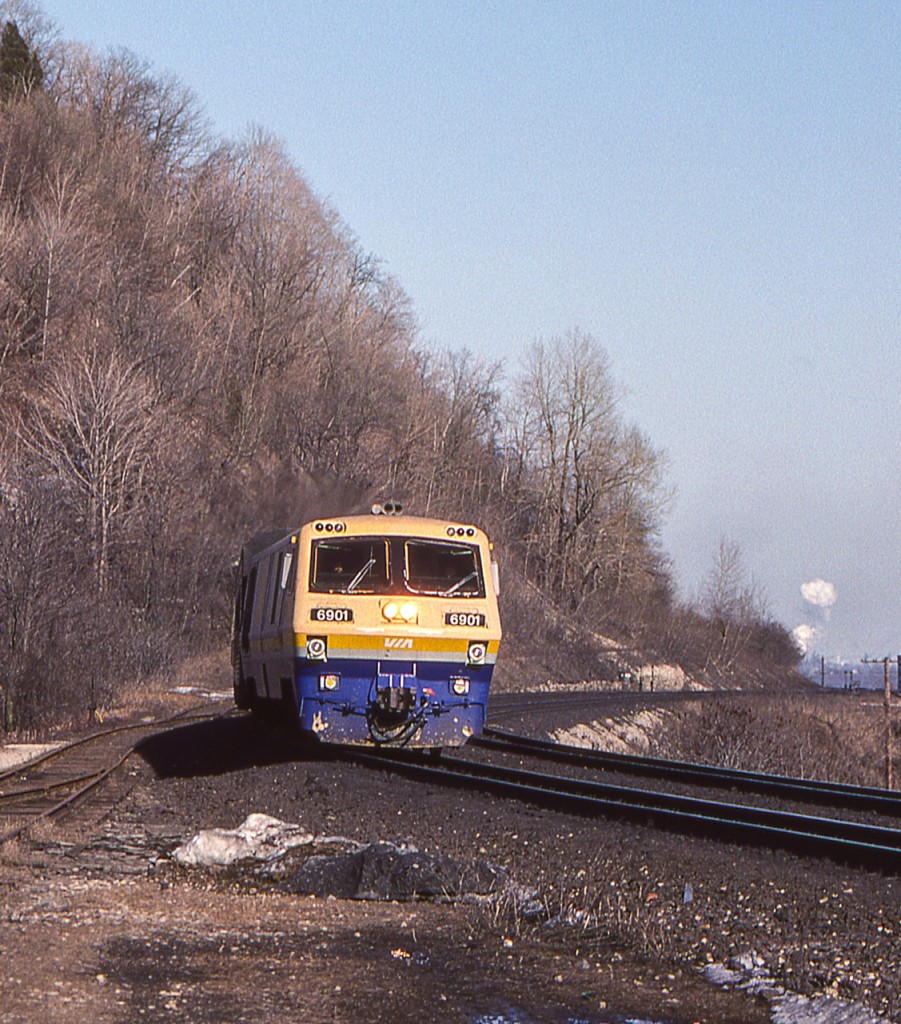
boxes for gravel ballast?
[1,696,898,1023]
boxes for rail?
[476,727,901,815]
[341,745,901,871]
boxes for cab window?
[310,538,390,594]
[405,540,484,597]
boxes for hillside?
[0,10,801,733]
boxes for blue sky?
[38,1,901,659]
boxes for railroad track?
[486,686,869,725]
[0,701,232,846]
[475,727,901,816]
[341,740,901,872]
[486,689,705,723]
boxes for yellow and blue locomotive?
[232,506,502,748]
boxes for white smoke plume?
[794,578,838,655]
[801,579,837,609]
[792,623,818,655]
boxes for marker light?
[450,676,470,696]
[318,673,340,692]
[445,525,475,537]
[306,636,327,660]
[467,641,487,666]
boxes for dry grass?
[123,648,232,707]
[653,694,897,787]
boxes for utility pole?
[818,655,840,687]
[863,656,896,789]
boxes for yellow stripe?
[297,634,500,654]
[251,634,501,657]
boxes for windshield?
[310,538,390,594]
[405,540,484,597]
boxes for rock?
[281,841,505,901]
[728,949,767,974]
[703,963,745,987]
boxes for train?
[232,504,502,748]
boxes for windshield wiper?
[346,558,376,593]
[442,570,478,597]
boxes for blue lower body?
[293,657,492,747]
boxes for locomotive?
[232,505,502,748]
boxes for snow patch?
[527,667,705,694]
[0,742,65,770]
[552,710,666,755]
[770,993,884,1023]
[705,953,886,1024]
[171,686,230,699]
[173,813,326,866]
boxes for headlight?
[318,673,340,691]
[381,601,418,623]
[467,641,487,666]
[450,676,470,696]
[306,636,327,660]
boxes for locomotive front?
[292,510,501,747]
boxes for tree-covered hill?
[0,9,801,731]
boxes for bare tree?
[504,329,667,622]
[185,131,347,458]
[383,347,502,515]
[0,443,88,731]
[697,537,767,675]
[52,45,207,164]
[0,455,54,661]
[18,346,158,591]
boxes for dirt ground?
[1,692,898,1023]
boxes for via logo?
[385,637,414,650]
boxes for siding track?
[0,701,231,845]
